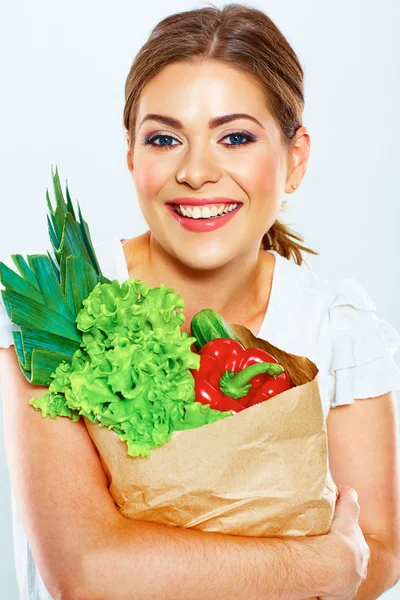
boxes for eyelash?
[143,130,257,151]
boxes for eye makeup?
[142,130,258,151]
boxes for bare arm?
[82,515,327,600]
[353,535,400,600]
[1,345,331,600]
[0,346,121,598]
[326,391,400,598]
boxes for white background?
[1,0,399,597]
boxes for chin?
[175,251,236,272]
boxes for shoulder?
[272,254,340,348]
[315,273,400,409]
[277,253,400,356]
[326,274,400,406]
[276,252,338,298]
[93,235,129,281]
[276,253,378,316]
[274,253,400,411]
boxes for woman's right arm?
[0,346,367,600]
[0,345,124,598]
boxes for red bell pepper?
[190,338,292,413]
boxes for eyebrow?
[139,113,265,130]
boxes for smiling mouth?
[170,204,241,219]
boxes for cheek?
[232,153,285,226]
[133,154,171,199]
[241,154,282,192]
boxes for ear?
[125,131,133,172]
[284,126,310,193]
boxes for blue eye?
[143,131,256,151]
[223,132,255,148]
[144,134,179,150]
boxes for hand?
[318,486,370,600]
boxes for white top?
[1,235,400,599]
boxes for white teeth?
[177,203,238,219]
[210,206,219,217]
[191,206,202,219]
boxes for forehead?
[136,61,274,129]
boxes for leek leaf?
[0,165,112,385]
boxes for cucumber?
[190,308,244,351]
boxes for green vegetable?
[29,278,232,457]
[0,165,111,386]
[1,166,234,457]
[190,308,243,351]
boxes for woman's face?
[126,60,308,271]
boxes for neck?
[132,230,272,331]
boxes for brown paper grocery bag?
[84,322,338,544]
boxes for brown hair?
[123,2,319,265]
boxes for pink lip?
[166,203,242,233]
[166,197,242,207]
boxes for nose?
[175,145,222,189]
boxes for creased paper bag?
[84,322,338,542]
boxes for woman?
[1,4,400,599]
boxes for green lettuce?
[29,277,232,457]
